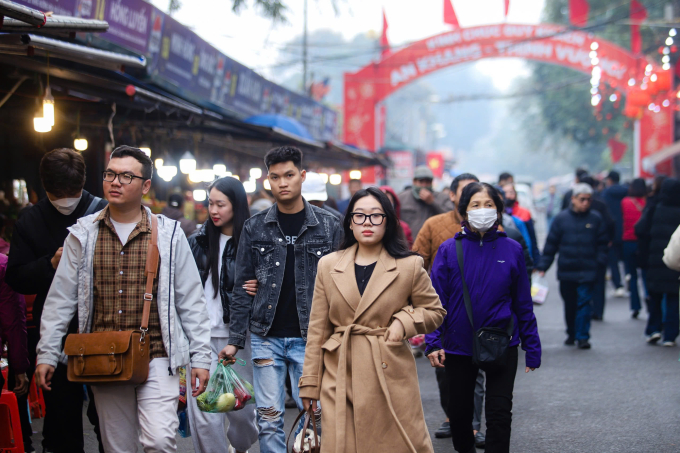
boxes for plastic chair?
[0,389,24,452]
[28,378,45,419]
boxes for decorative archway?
[344,23,674,177]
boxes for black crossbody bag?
[456,238,514,372]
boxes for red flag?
[443,0,459,28]
[504,0,510,18]
[630,0,647,55]
[380,8,390,59]
[569,0,589,27]
[608,138,627,163]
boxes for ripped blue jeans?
[250,333,306,453]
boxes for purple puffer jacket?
[426,226,541,368]
[0,253,29,374]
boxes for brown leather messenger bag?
[64,214,160,385]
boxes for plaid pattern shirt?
[92,206,166,360]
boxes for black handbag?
[456,238,514,372]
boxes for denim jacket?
[228,199,343,348]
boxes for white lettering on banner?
[109,0,148,34]
[551,32,587,46]
[554,45,589,67]
[535,25,564,38]
[237,72,263,102]
[502,25,536,39]
[462,26,501,42]
[300,104,314,119]
[170,33,196,63]
[598,58,627,79]
[426,32,463,51]
[416,44,483,73]
[390,63,418,86]
[497,41,553,59]
[199,49,217,75]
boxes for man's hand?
[385,318,405,343]
[191,368,210,397]
[51,247,63,270]
[419,189,435,205]
[302,398,318,412]
[525,367,536,373]
[35,364,55,391]
[13,373,29,396]
[427,350,446,368]
[218,344,239,365]
[243,279,259,297]
[537,271,545,278]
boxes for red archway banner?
[344,23,671,177]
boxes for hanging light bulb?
[139,147,151,157]
[34,117,51,133]
[666,37,674,46]
[179,151,196,174]
[155,158,164,168]
[250,168,263,179]
[43,86,54,127]
[74,138,88,151]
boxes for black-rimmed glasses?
[103,170,146,185]
[350,212,387,226]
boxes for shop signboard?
[13,0,338,142]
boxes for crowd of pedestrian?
[3,147,680,453]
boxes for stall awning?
[0,34,145,71]
[642,141,680,172]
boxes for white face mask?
[49,195,82,215]
[467,208,498,232]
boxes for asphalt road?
[29,269,680,452]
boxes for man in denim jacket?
[220,146,342,452]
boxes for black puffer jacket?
[187,222,235,323]
[537,208,609,283]
[635,178,680,294]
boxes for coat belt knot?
[334,324,418,453]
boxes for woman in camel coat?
[299,187,446,453]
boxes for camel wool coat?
[299,244,446,453]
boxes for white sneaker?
[228,447,248,453]
[614,287,627,298]
[646,332,662,344]
[662,341,676,347]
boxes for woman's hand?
[427,350,446,368]
[243,279,259,296]
[385,318,405,343]
[302,398,318,412]
[218,345,238,365]
[13,373,29,396]
[525,367,536,373]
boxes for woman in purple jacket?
[426,182,541,453]
[0,253,30,396]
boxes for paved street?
[29,269,680,452]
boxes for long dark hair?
[207,177,250,297]
[628,178,647,198]
[340,187,416,259]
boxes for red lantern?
[606,113,613,120]
[627,87,651,107]
[623,101,642,119]
[602,127,610,135]
[655,71,672,92]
